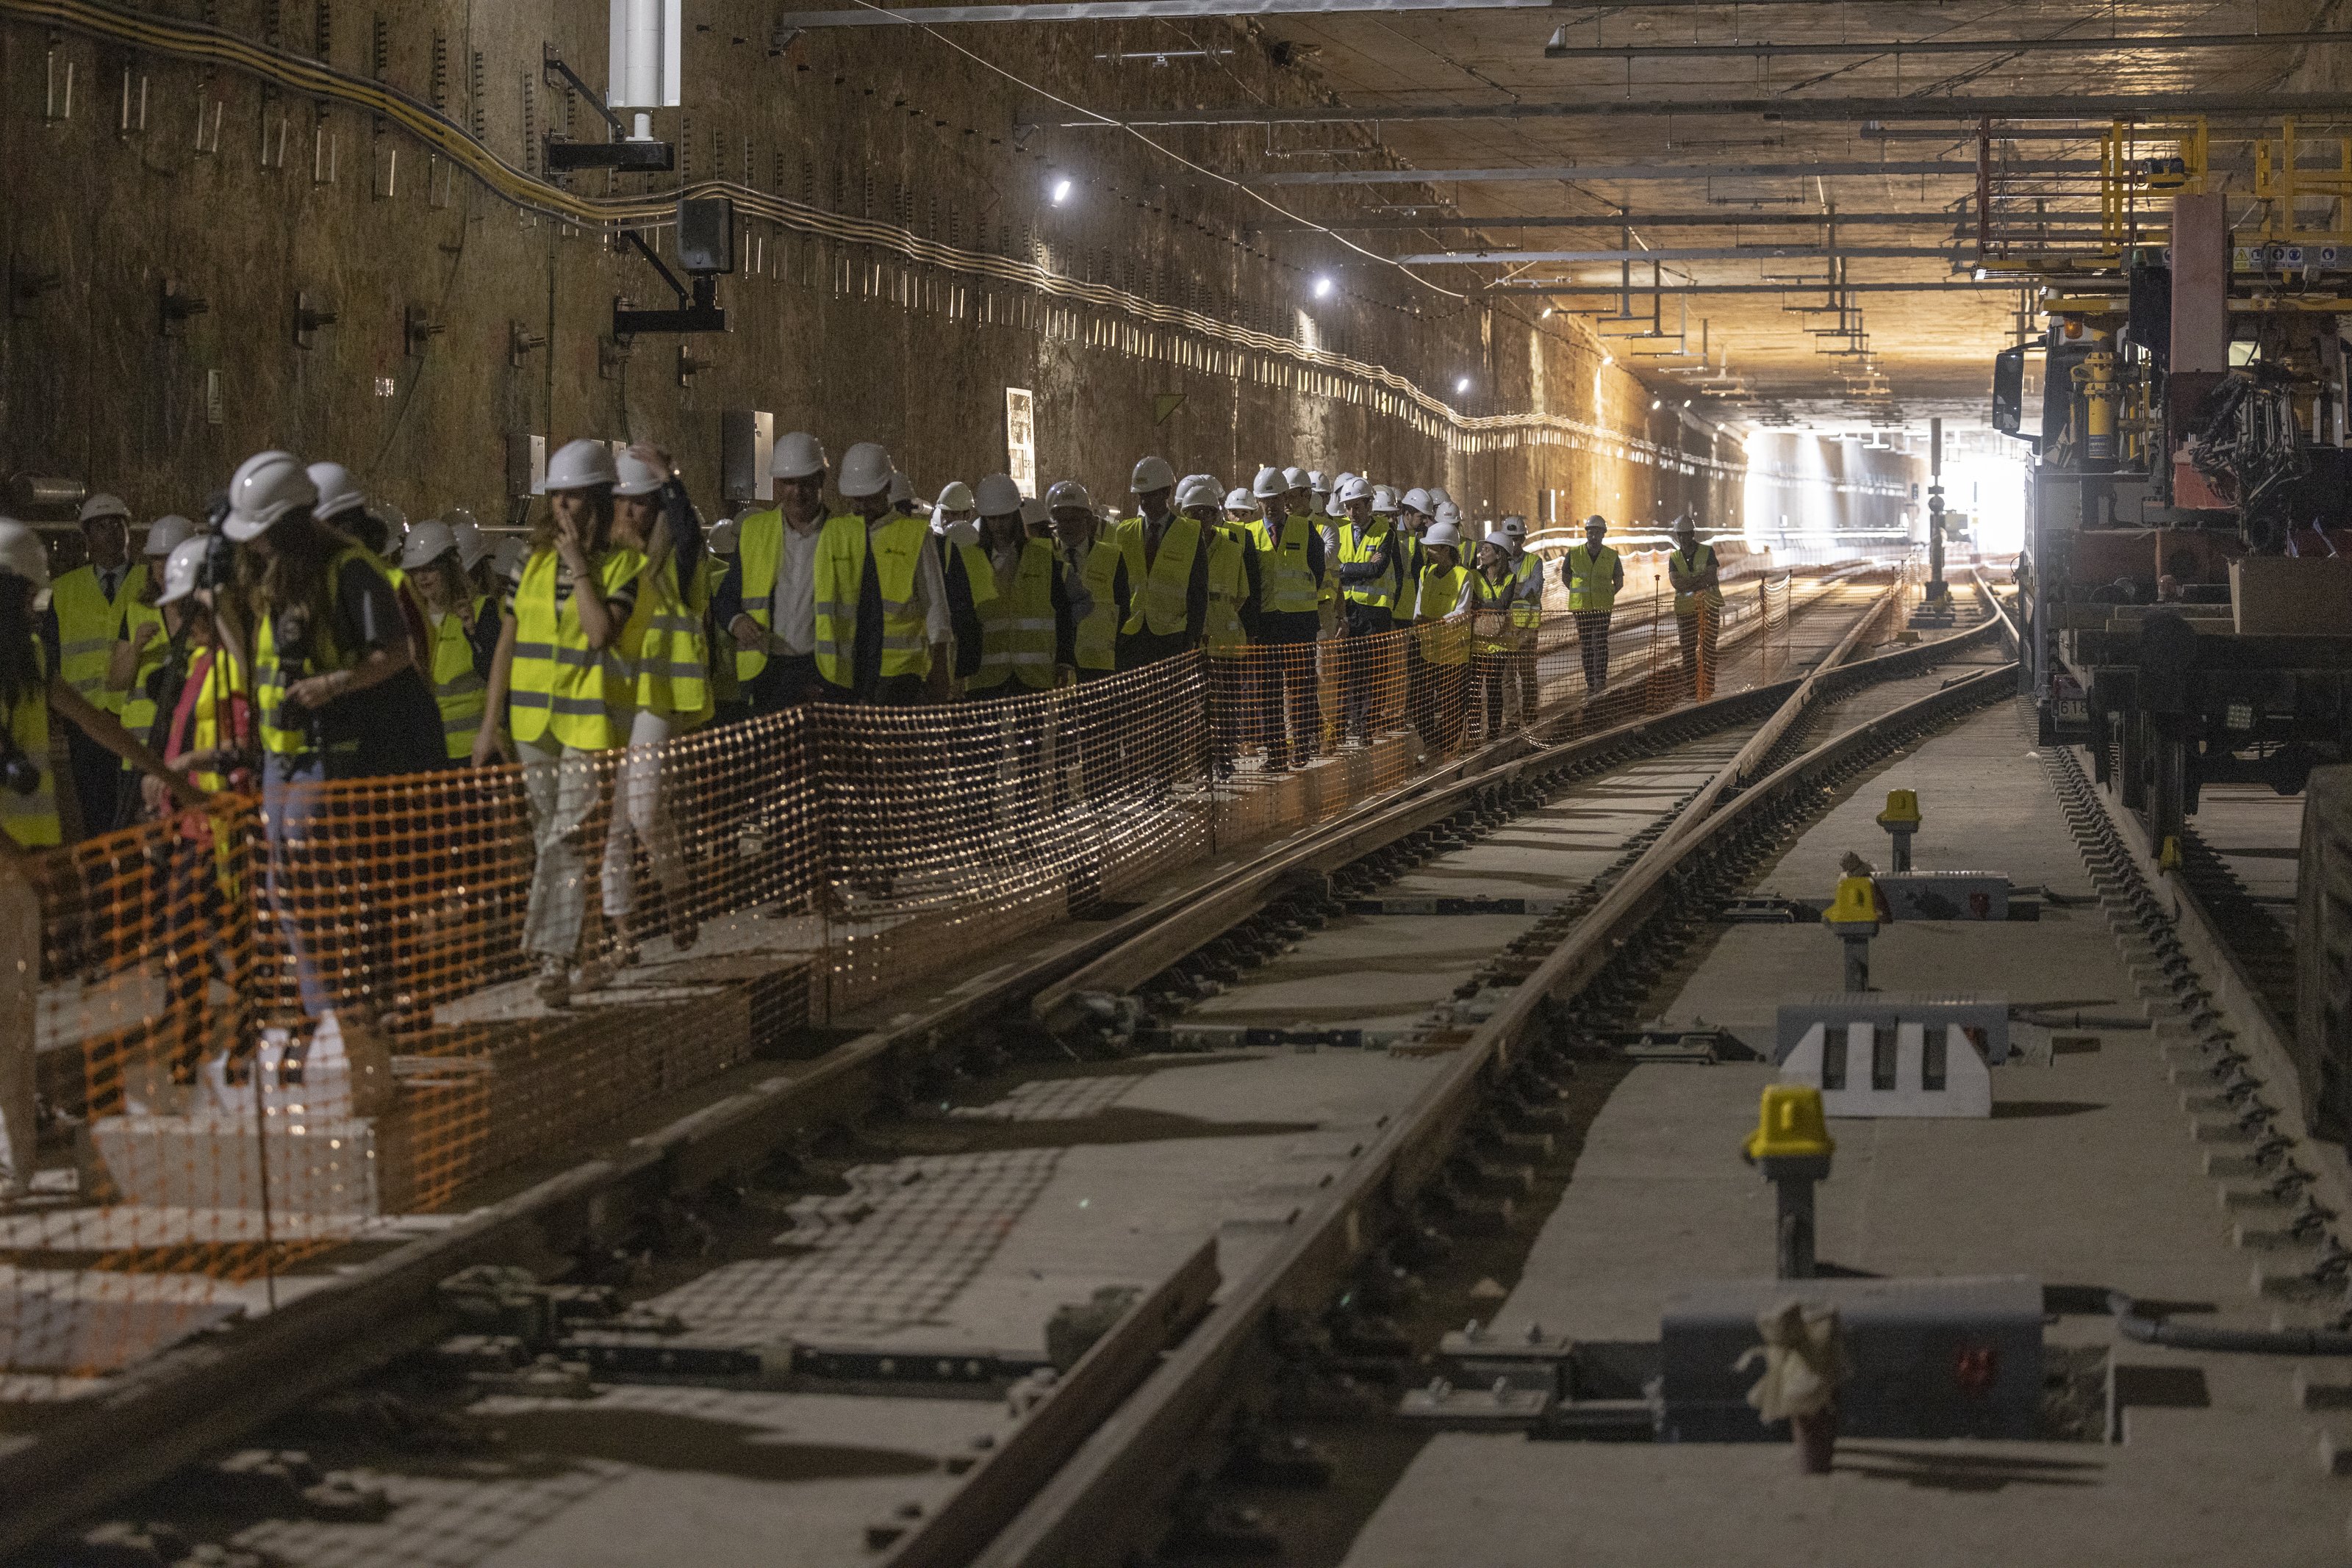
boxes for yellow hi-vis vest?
[622,553,713,725]
[972,536,1059,692]
[50,562,148,713]
[1509,550,1544,632]
[1338,521,1399,611]
[1260,514,1319,616]
[2,643,60,847]
[1415,563,1471,667]
[730,506,786,682]
[182,643,249,795]
[1565,544,1620,613]
[427,599,490,759]
[1204,525,1252,658]
[254,547,386,760]
[1670,542,1723,614]
[1073,532,1125,672]
[1120,514,1203,638]
[117,597,168,747]
[508,546,646,751]
[814,514,933,687]
[1471,570,1516,656]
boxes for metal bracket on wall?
[676,342,709,386]
[539,46,673,172]
[612,229,726,337]
[9,259,61,320]
[403,303,444,358]
[509,321,548,368]
[295,292,337,350]
[159,279,208,338]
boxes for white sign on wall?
[1005,386,1038,499]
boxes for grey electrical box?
[1660,1275,2043,1442]
[506,433,548,498]
[721,410,774,504]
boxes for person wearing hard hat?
[40,492,146,834]
[1491,515,1541,717]
[967,475,1072,697]
[1667,512,1724,701]
[105,515,193,777]
[600,444,709,962]
[1047,479,1125,682]
[1181,475,1262,777]
[1469,529,1524,743]
[1224,486,1260,535]
[445,515,498,602]
[476,439,647,1005]
[713,431,830,712]
[1116,456,1210,670]
[1410,516,1475,754]
[399,519,496,764]
[306,459,444,774]
[925,481,997,693]
[1332,475,1407,748]
[1255,465,1326,771]
[815,440,956,704]
[1563,514,1624,697]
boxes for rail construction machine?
[1993,122,2352,852]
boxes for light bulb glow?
[1051,178,1073,205]
[1313,275,1334,299]
[1455,376,1471,394]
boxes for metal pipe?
[2110,1291,2352,1353]
[1040,94,2352,129]
[1259,209,1978,230]
[1396,245,1963,262]
[1247,159,2105,186]
[1544,28,2352,60]
[1493,280,2015,295]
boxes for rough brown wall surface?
[0,0,1741,531]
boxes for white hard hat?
[400,519,459,569]
[1424,519,1462,548]
[1428,486,1455,508]
[837,441,894,499]
[1175,474,1224,511]
[79,492,130,526]
[306,461,367,522]
[1225,487,1255,513]
[143,514,196,558]
[223,450,318,542]
[1500,514,1528,540]
[155,535,211,607]
[545,439,620,494]
[492,535,530,583]
[1308,470,1332,495]
[1372,486,1399,515]
[1334,475,1372,506]
[1280,466,1310,492]
[772,431,828,481]
[1131,456,1176,495]
[941,516,982,547]
[935,480,975,514]
[376,500,409,539]
[451,519,490,569]
[706,517,739,555]
[0,517,51,591]
[1433,500,1463,529]
[1252,466,1285,500]
[889,470,917,507]
[613,450,667,498]
[974,473,1023,517]
[1046,479,1093,512]
[1020,496,1050,530]
[1400,486,1432,515]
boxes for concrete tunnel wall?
[0,1,1746,534]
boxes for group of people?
[0,431,1728,1024]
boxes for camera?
[194,533,236,592]
[0,730,41,797]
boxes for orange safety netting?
[0,559,1857,1390]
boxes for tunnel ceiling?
[991,0,2342,437]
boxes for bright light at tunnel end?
[1050,177,1073,206]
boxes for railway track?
[1,572,2017,1565]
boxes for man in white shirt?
[717,431,831,711]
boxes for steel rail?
[979,591,2018,1567]
[0,575,1897,1556]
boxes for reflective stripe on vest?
[1259,514,1319,616]
[731,506,785,681]
[1120,514,1202,638]
[972,536,1059,691]
[1073,533,1124,672]
[1566,544,1620,613]
[1338,522,1398,611]
[508,546,645,750]
[814,514,932,686]
[1510,551,1544,631]
[1203,525,1252,658]
[1472,572,1516,655]
[184,644,248,795]
[2,643,60,847]
[254,548,369,758]
[623,554,713,724]
[1415,564,1472,667]
[117,597,168,749]
[429,600,490,759]
[51,563,148,713]
[1671,543,1723,614]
